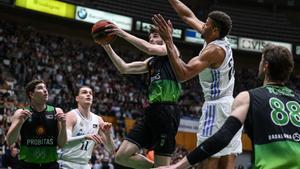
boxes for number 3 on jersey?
[80,141,89,151]
[269,97,300,127]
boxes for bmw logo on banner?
[77,8,87,19]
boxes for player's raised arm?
[101,44,151,74]
[168,0,204,33]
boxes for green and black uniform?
[19,105,59,169]
[126,56,182,156]
[246,84,300,169]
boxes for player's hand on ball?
[91,20,117,45]
[104,24,126,38]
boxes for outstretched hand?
[152,14,173,42]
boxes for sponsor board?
[76,6,132,31]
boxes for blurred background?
[0,0,299,168]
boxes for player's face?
[30,83,48,103]
[201,18,217,39]
[77,87,93,105]
[149,33,163,45]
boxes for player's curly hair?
[208,11,232,38]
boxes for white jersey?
[58,109,100,164]
[198,37,234,101]
[197,38,242,157]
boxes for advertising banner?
[15,0,75,19]
[76,6,132,31]
[238,37,292,52]
[135,20,182,38]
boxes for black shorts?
[126,103,180,156]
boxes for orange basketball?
[91,20,117,45]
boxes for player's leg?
[218,154,237,169]
[151,104,180,167]
[216,98,242,169]
[196,157,220,169]
[197,154,236,169]
[154,154,171,167]
[115,140,153,169]
[115,116,154,169]
[196,102,220,169]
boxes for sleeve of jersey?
[66,129,85,144]
[186,116,243,165]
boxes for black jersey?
[246,84,300,169]
[147,56,181,103]
[19,105,58,163]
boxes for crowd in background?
[0,20,299,168]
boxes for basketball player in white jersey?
[152,2,242,168]
[58,86,115,169]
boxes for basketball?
[91,20,117,45]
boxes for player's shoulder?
[66,109,77,115]
[206,43,225,53]
[236,91,250,99]
[200,44,224,61]
[248,86,267,95]
[65,109,78,121]
[94,114,105,124]
[89,112,102,121]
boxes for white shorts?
[59,160,90,169]
[197,96,242,157]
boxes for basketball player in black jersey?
[98,25,182,168]
[6,79,67,169]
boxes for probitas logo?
[36,125,46,136]
[77,8,87,19]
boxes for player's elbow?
[144,47,156,55]
[116,66,130,74]
[119,68,130,74]
[175,71,190,82]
